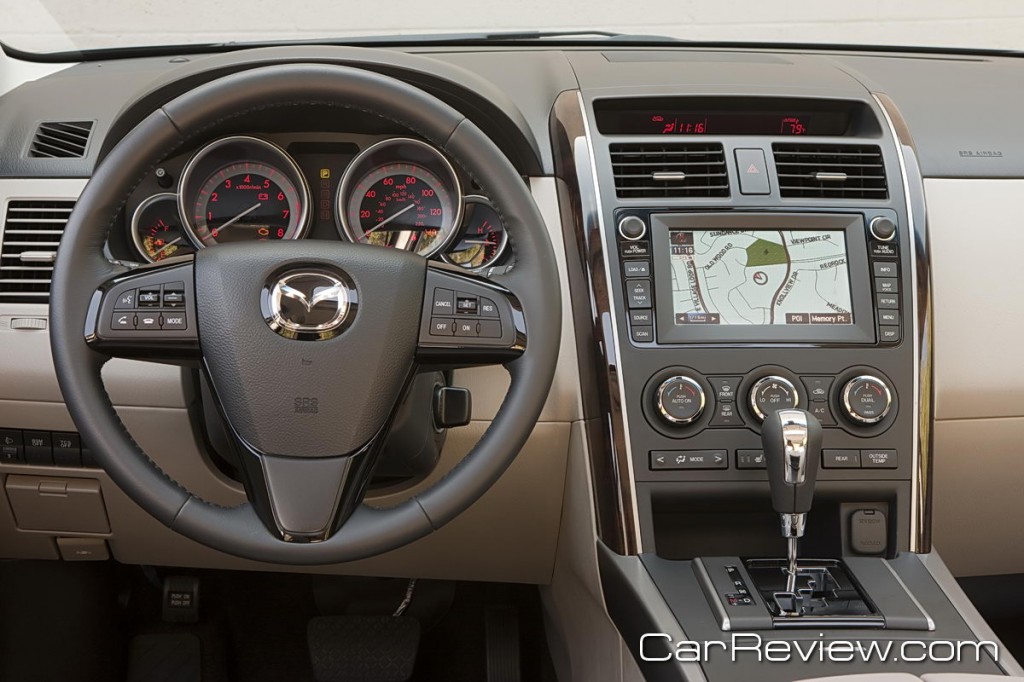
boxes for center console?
[551,84,1022,681]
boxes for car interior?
[1,17,1024,682]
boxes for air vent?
[773,144,888,199]
[610,143,729,198]
[29,121,94,158]
[0,200,74,303]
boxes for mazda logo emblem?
[262,270,355,340]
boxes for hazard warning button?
[735,148,771,195]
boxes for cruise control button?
[161,313,187,330]
[861,449,898,468]
[137,313,160,329]
[478,319,502,338]
[114,289,137,310]
[801,376,834,402]
[709,376,742,403]
[456,295,478,315]
[823,449,861,468]
[479,297,499,318]
[872,261,898,278]
[431,288,455,315]
[808,401,836,426]
[454,320,478,337]
[429,318,454,336]
[623,261,650,278]
[631,325,653,343]
[736,450,766,469]
[138,288,162,307]
[710,401,743,427]
[875,278,899,295]
[111,312,135,330]
[626,279,652,308]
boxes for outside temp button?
[655,376,706,425]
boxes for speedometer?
[179,136,310,247]
[337,138,462,258]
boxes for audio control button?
[618,216,647,241]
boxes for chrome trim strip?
[882,558,936,631]
[692,558,732,631]
[872,92,932,553]
[576,92,644,553]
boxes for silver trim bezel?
[749,375,800,422]
[336,137,464,259]
[130,192,186,263]
[440,195,509,271]
[655,375,706,425]
[177,135,312,249]
[841,374,893,424]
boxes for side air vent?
[773,144,888,199]
[610,143,729,198]
[0,200,75,303]
[28,121,94,158]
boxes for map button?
[873,261,899,278]
[875,278,899,295]
[626,279,652,308]
[735,149,771,195]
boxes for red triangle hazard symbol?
[746,164,760,174]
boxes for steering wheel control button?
[137,288,162,307]
[478,320,502,338]
[161,313,187,330]
[456,295,479,314]
[137,313,160,330]
[623,261,650,278]
[650,450,728,470]
[823,449,861,469]
[114,289,137,310]
[749,376,799,422]
[626,279,652,308]
[655,376,705,425]
[429,318,455,336]
[431,288,455,315]
[841,376,893,424]
[869,216,897,242]
[454,320,478,337]
[861,449,898,468]
[479,298,499,318]
[111,313,136,330]
[162,284,186,307]
[736,450,767,469]
[617,215,647,241]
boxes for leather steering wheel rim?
[49,63,560,565]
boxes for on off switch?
[655,376,705,425]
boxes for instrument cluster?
[126,134,509,272]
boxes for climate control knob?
[749,376,799,422]
[841,375,893,424]
[655,376,706,425]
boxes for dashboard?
[118,131,511,272]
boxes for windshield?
[4,0,1020,54]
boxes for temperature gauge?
[131,193,194,262]
[442,196,508,271]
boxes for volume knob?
[655,376,705,425]
[618,216,647,241]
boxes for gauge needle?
[152,237,183,258]
[460,239,496,245]
[215,202,262,233]
[364,203,416,235]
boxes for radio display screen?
[668,229,854,326]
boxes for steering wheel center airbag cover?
[196,240,424,458]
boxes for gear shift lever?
[761,409,822,596]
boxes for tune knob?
[869,216,897,242]
[655,376,705,425]
[618,216,647,241]
[749,376,799,422]
[841,375,893,424]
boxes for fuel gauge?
[131,193,194,262]
[442,196,508,271]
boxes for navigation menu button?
[875,278,899,295]
[872,261,899,278]
[878,310,900,326]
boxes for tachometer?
[131,193,195,262]
[337,138,462,258]
[179,136,310,247]
[442,196,508,271]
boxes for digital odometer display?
[668,229,854,326]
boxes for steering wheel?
[49,64,560,565]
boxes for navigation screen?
[668,230,854,326]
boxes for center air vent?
[0,200,75,303]
[29,121,94,159]
[610,143,729,199]
[773,144,888,199]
